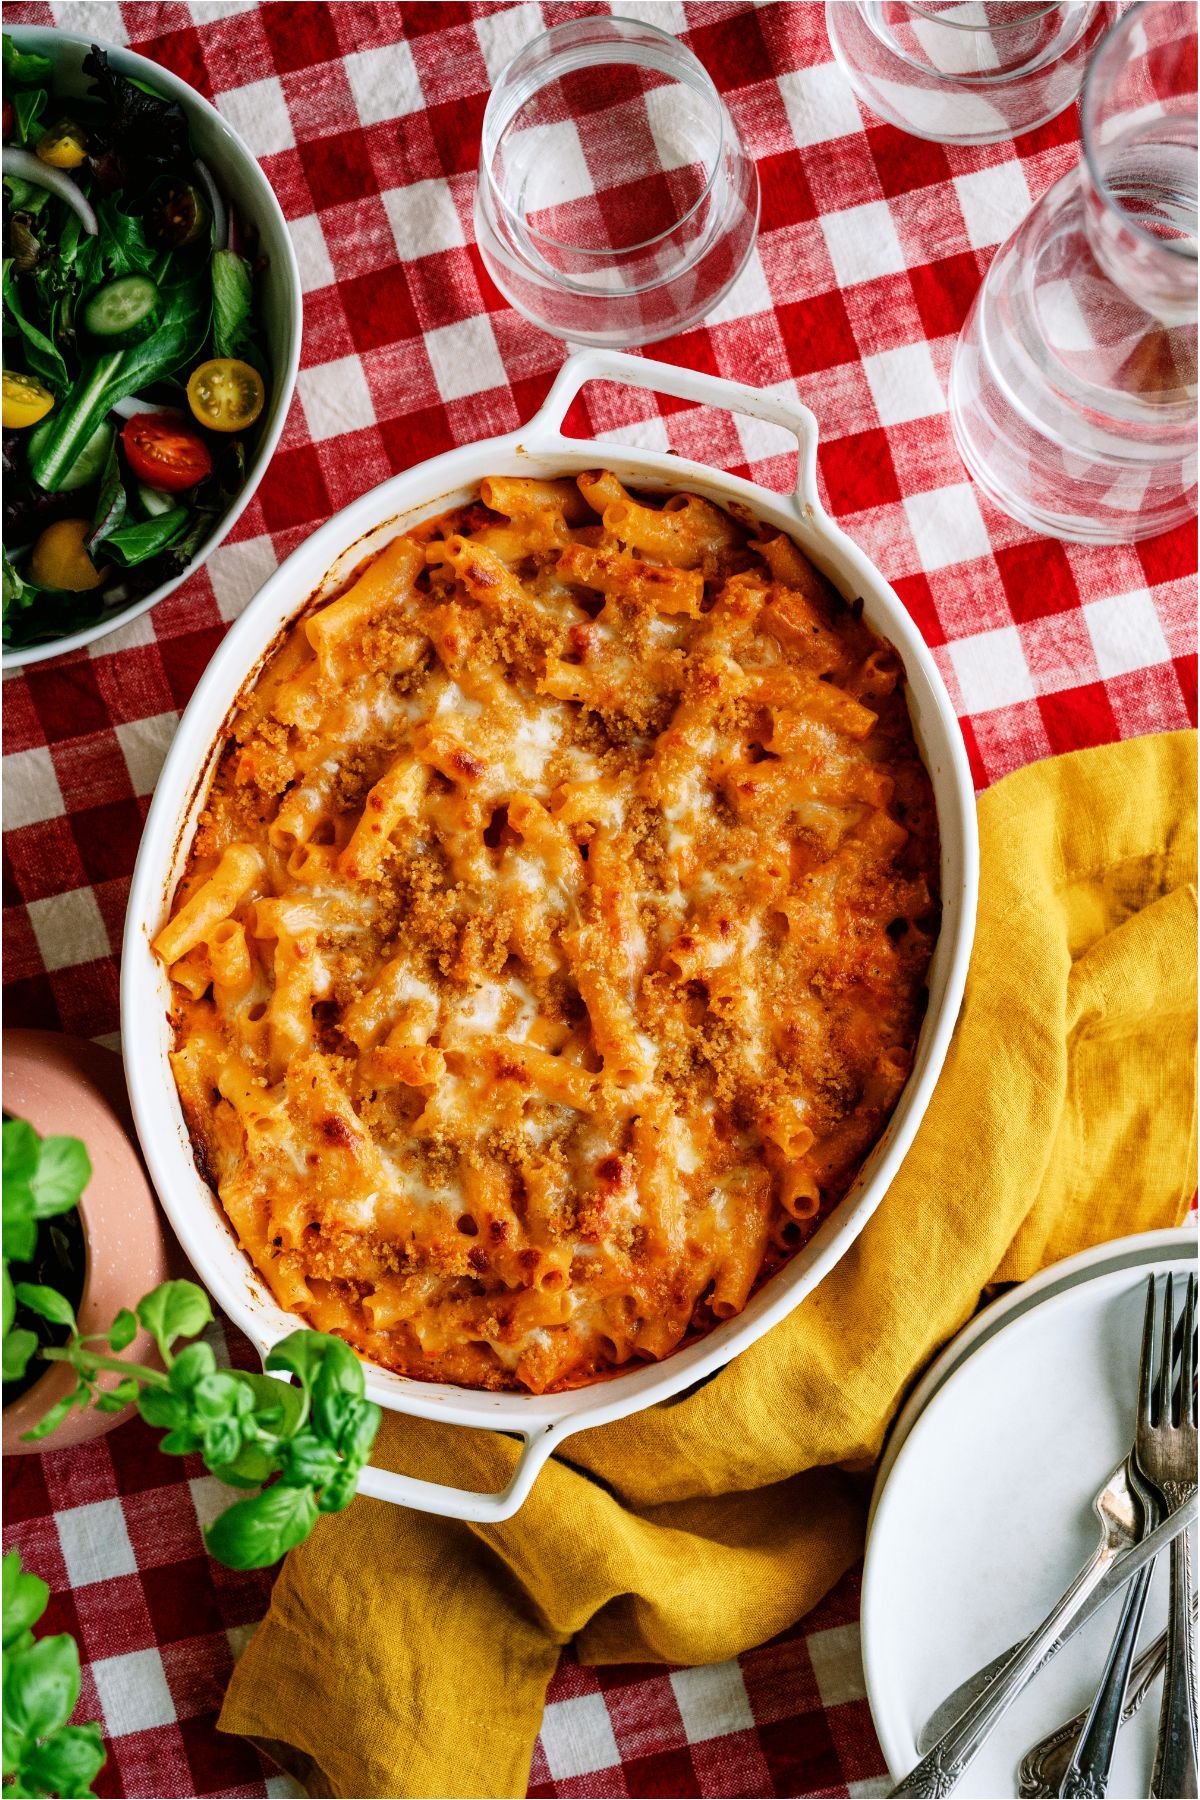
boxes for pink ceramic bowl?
[3,1031,173,1455]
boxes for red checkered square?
[2,4,1196,1798]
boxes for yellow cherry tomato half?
[36,118,88,169]
[186,358,265,433]
[30,519,109,592]
[3,370,55,429]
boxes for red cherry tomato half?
[122,413,213,493]
[3,101,13,142]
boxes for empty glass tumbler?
[825,1,1115,145]
[474,15,760,347]
[949,0,1197,542]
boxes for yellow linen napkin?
[220,731,1197,1800]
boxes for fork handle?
[1151,1518,1197,1799]
[1057,1561,1155,1797]
[890,1545,1115,1798]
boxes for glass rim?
[479,12,727,261]
[1081,0,1198,266]
[859,0,1101,86]
[903,0,1068,32]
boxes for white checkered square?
[216,77,295,157]
[806,1622,867,1707]
[56,1499,138,1588]
[953,161,1031,249]
[863,341,945,427]
[539,1692,621,1781]
[670,1661,756,1742]
[505,120,595,205]
[904,483,992,571]
[298,355,377,441]
[343,39,421,125]
[50,1,126,40]
[91,1648,176,1737]
[820,201,906,286]
[847,1779,893,1798]
[288,214,336,294]
[206,535,279,623]
[610,0,689,30]
[27,888,111,973]
[1084,590,1173,678]
[474,3,546,83]
[949,625,1036,712]
[264,1775,308,1799]
[595,414,673,454]
[3,746,65,831]
[779,62,863,147]
[424,315,508,402]
[383,179,466,261]
[114,714,179,798]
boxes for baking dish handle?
[524,348,821,518]
[354,1419,561,1522]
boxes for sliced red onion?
[193,158,227,252]
[2,148,98,235]
[112,396,183,421]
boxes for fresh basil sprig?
[28,1277,382,1570]
[2,1551,105,1800]
[2,1120,91,1385]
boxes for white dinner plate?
[869,1228,1198,1529]
[863,1252,1197,1798]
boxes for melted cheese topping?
[162,474,939,1393]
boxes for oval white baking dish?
[122,350,979,1523]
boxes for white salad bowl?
[4,26,301,669]
[122,350,979,1523]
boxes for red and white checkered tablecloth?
[2,2,1196,1796]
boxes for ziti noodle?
[156,472,940,1393]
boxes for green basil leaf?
[2,1553,48,1650]
[1,1631,80,1746]
[280,1432,340,1489]
[29,1135,91,1217]
[211,248,253,359]
[3,37,54,86]
[201,1417,241,1469]
[136,1279,212,1361]
[204,1482,318,1571]
[2,1329,39,1384]
[316,1466,360,1514]
[158,1425,203,1456]
[3,1117,39,1194]
[189,1370,242,1423]
[207,1441,278,1489]
[12,1282,75,1329]
[108,1308,137,1352]
[237,1370,306,1439]
[19,1721,106,1797]
[137,1386,188,1430]
[338,1398,382,1468]
[99,507,190,569]
[21,1385,87,1444]
[167,1339,216,1395]
[2,1263,15,1338]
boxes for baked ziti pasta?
[157,473,940,1393]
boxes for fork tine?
[1139,1275,1158,1434]
[1159,1270,1175,1427]
[1181,1272,1196,1428]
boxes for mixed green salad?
[2,34,272,651]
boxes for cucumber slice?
[84,275,160,344]
[27,417,114,493]
[136,481,177,518]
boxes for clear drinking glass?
[474,15,760,347]
[949,1,1197,543]
[825,1,1115,145]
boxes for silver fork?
[886,1463,1142,1796]
[1136,1271,1198,1800]
[1055,1286,1166,1796]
